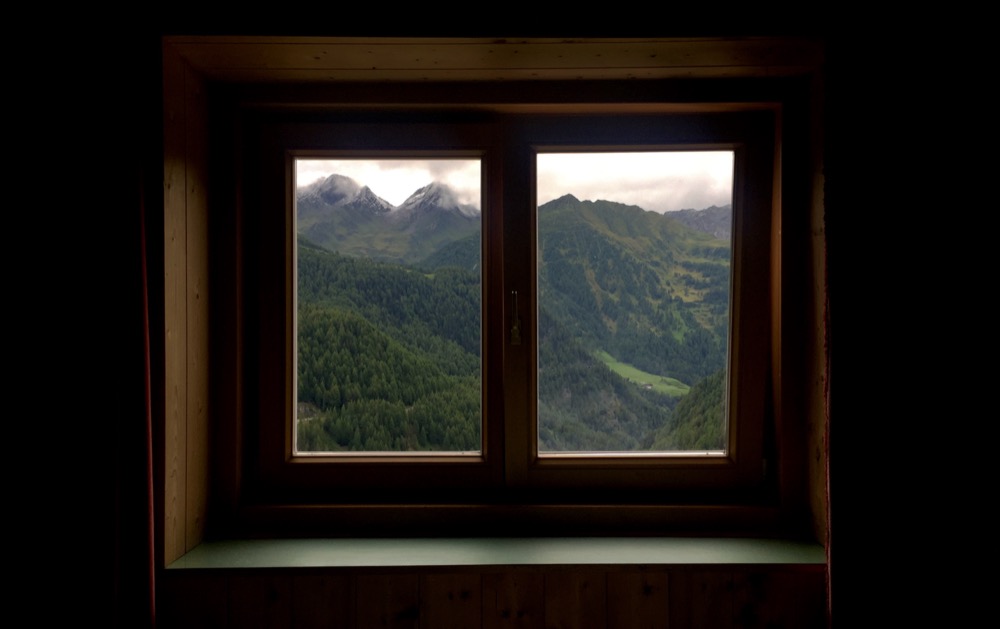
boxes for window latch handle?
[510,290,521,345]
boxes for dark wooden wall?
[161,565,826,628]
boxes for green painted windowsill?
[167,537,825,570]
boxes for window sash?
[240,110,774,502]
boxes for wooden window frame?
[248,118,507,501]
[501,113,774,497]
[224,104,779,529]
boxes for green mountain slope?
[650,367,726,451]
[296,241,482,452]
[295,193,733,452]
[538,195,730,385]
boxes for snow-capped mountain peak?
[299,174,394,214]
[397,182,479,218]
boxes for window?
[497,113,772,497]
[292,151,739,458]
[293,156,485,456]
[162,34,824,550]
[534,149,734,455]
[244,118,505,500]
[234,107,775,521]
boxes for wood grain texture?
[163,41,212,564]
[806,72,830,547]
[606,571,669,629]
[544,571,607,629]
[159,572,228,629]
[166,37,824,83]
[161,40,188,567]
[229,574,292,629]
[356,574,420,628]
[482,572,544,628]
[670,570,736,629]
[733,570,827,629]
[159,565,826,628]
[184,50,210,557]
[421,573,482,629]
[291,574,352,629]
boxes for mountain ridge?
[295,180,732,452]
[297,174,480,264]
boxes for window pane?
[536,151,733,453]
[294,158,482,454]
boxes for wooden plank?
[482,572,544,629]
[161,38,188,567]
[670,570,735,629]
[732,569,827,629]
[158,66,816,84]
[169,37,823,82]
[806,103,830,545]
[184,55,210,555]
[229,574,292,629]
[159,572,228,629]
[606,571,668,629]
[291,574,352,629]
[420,573,482,629]
[355,574,420,628]
[544,571,606,629]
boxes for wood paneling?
[229,574,292,629]
[166,37,824,83]
[184,45,210,558]
[162,38,211,566]
[161,40,188,567]
[421,573,482,629]
[355,574,420,628]
[606,571,669,629]
[291,575,352,629]
[162,566,825,628]
[732,570,826,629]
[160,573,228,629]
[482,572,544,628]
[671,570,735,629]
[544,571,606,629]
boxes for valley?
[295,172,732,453]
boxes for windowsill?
[166,537,825,570]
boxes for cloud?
[297,151,732,213]
[297,159,481,208]
[537,151,733,213]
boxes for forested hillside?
[297,240,481,452]
[295,179,731,452]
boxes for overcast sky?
[296,151,733,214]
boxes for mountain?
[387,182,480,262]
[297,175,480,264]
[394,181,479,219]
[537,194,730,382]
[299,174,394,216]
[534,195,730,447]
[670,204,732,240]
[296,240,482,452]
[412,192,732,444]
[295,186,731,452]
[650,367,726,450]
[297,174,393,228]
